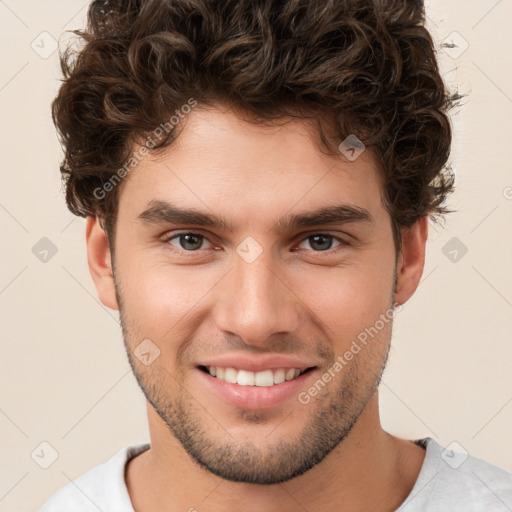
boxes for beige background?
[0,1,511,511]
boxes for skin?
[86,102,428,512]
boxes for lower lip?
[195,367,317,411]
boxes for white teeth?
[285,368,296,381]
[237,369,254,386]
[205,366,306,386]
[224,367,238,384]
[273,369,286,384]
[254,369,274,387]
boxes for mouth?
[198,365,316,387]
[196,363,318,410]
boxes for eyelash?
[161,231,350,255]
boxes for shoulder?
[36,443,150,512]
[398,438,512,511]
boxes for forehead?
[117,104,386,226]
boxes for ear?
[394,216,428,306]
[85,216,119,311]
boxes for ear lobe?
[394,217,428,307]
[85,216,119,311]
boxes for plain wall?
[0,1,511,511]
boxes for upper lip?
[197,355,317,373]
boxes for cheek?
[118,254,223,335]
[292,257,395,341]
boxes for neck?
[126,394,425,512]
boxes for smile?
[198,365,313,387]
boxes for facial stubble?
[112,257,396,485]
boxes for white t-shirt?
[37,438,512,511]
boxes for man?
[38,0,512,510]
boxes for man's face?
[110,104,399,484]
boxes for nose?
[212,247,300,347]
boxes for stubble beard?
[113,262,395,485]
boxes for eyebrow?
[136,199,373,233]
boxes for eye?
[296,234,345,252]
[161,231,348,255]
[164,232,213,251]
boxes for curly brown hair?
[52,0,458,255]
